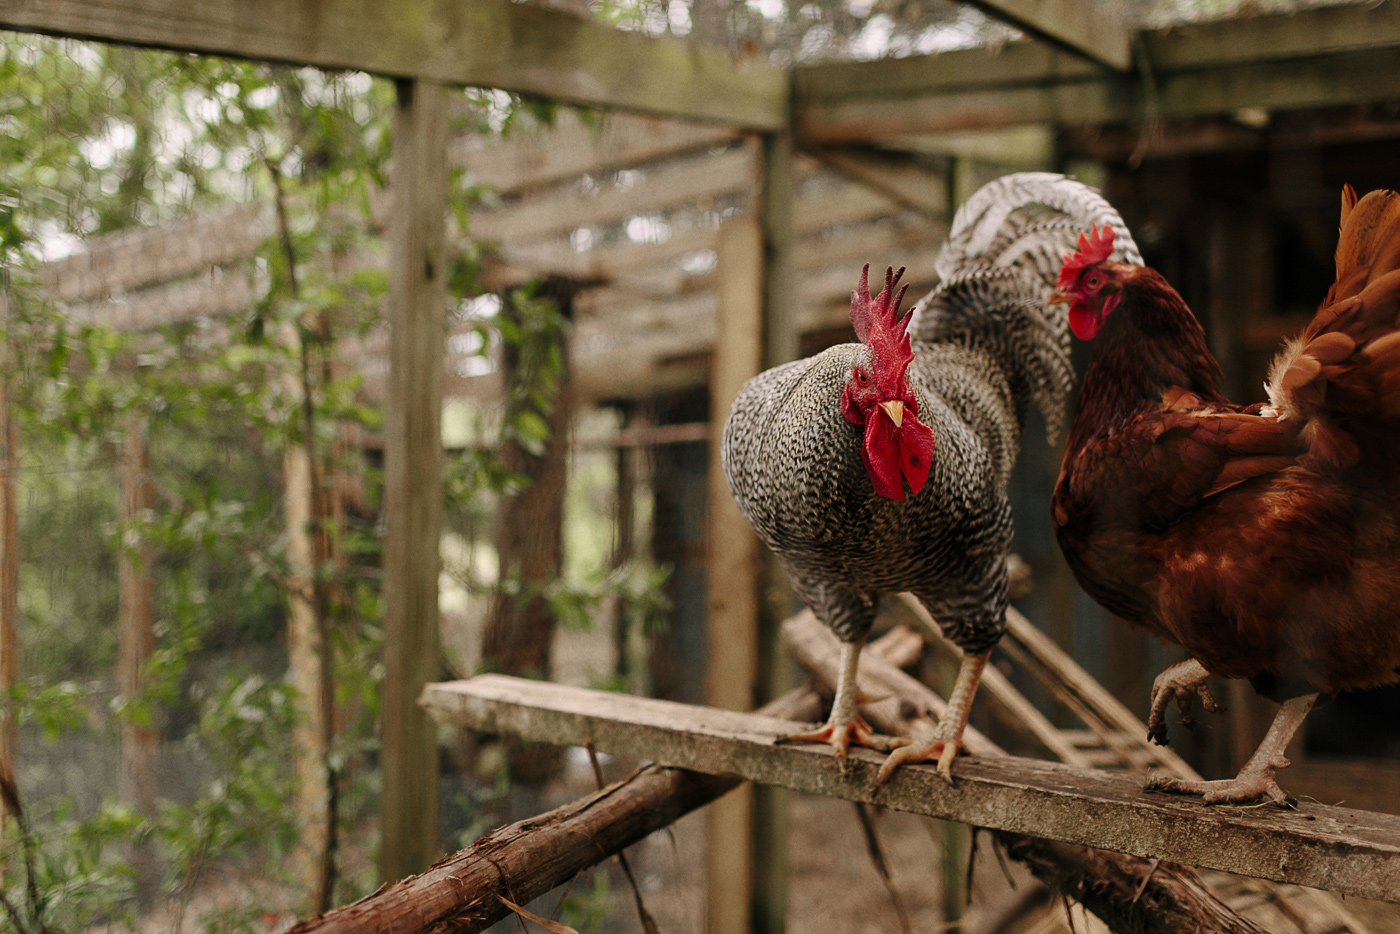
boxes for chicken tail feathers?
[913,172,1142,444]
[1266,186,1400,468]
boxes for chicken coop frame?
[5,0,1400,930]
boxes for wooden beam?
[1140,0,1400,72]
[379,78,448,883]
[0,0,787,129]
[39,203,269,303]
[472,147,751,244]
[963,0,1129,71]
[460,110,738,196]
[423,673,1400,904]
[795,4,1400,141]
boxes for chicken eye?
[854,368,869,386]
[1086,272,1103,289]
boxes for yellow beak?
[878,400,904,427]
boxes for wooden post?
[704,216,765,934]
[754,130,796,934]
[116,414,158,902]
[611,406,636,684]
[380,77,448,884]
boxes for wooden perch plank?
[0,0,787,129]
[423,673,1400,903]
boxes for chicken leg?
[875,648,991,785]
[781,636,895,761]
[1146,693,1317,806]
[1147,658,1224,746]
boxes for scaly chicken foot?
[1147,658,1223,746]
[1146,693,1317,806]
[780,639,895,763]
[874,649,991,786]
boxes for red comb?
[1058,225,1115,290]
[851,264,913,381]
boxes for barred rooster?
[1052,187,1400,805]
[722,173,1141,781]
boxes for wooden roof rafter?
[964,0,1131,71]
[794,1,1400,142]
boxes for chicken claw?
[874,720,964,786]
[778,640,894,764]
[781,709,895,763]
[1147,658,1223,746]
[1145,694,1316,807]
[873,648,990,786]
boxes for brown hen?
[1051,187,1400,805]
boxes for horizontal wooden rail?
[423,674,1400,904]
[0,0,787,129]
[794,3,1400,141]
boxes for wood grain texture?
[379,79,448,883]
[423,673,1400,903]
[963,0,1130,70]
[0,0,787,129]
[795,4,1400,141]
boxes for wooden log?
[422,672,1400,904]
[0,0,787,130]
[379,78,449,883]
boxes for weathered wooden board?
[39,204,269,303]
[796,4,1400,141]
[423,674,1400,903]
[964,0,1129,70]
[473,147,753,244]
[0,0,787,129]
[379,79,448,883]
[460,110,738,196]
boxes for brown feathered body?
[1053,188,1400,700]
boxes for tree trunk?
[480,283,574,786]
[0,306,18,845]
[117,415,158,904]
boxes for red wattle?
[1069,301,1102,340]
[863,411,936,500]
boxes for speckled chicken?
[721,173,1141,781]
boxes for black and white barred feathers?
[721,173,1140,652]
